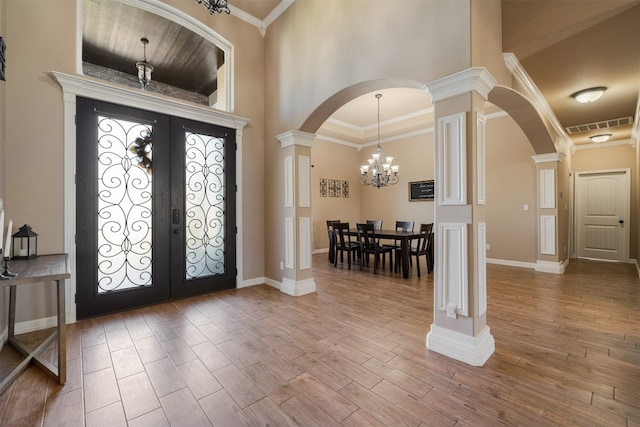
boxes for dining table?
[347,228,422,279]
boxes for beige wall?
[358,135,436,233]
[571,144,638,261]
[485,114,538,263]
[311,133,437,252]
[264,0,477,282]
[310,140,361,251]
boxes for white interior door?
[575,169,629,261]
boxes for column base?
[281,277,316,296]
[426,324,495,366]
[535,259,567,274]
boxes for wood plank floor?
[1,254,639,426]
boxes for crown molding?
[277,130,315,148]
[572,138,636,152]
[327,107,434,134]
[426,67,497,103]
[532,153,566,164]
[231,0,295,37]
[503,53,573,152]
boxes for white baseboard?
[312,248,329,255]
[264,277,281,290]
[535,259,568,274]
[426,324,495,366]
[487,258,536,269]
[281,277,316,296]
[13,315,59,335]
[238,277,267,288]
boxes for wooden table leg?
[8,284,16,338]
[57,278,66,384]
[401,237,410,279]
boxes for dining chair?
[409,223,433,277]
[326,219,340,263]
[356,223,393,274]
[332,222,360,269]
[384,220,414,272]
[366,219,382,232]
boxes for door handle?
[619,219,624,224]
[172,208,180,225]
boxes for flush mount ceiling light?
[590,134,612,143]
[571,86,607,104]
[196,0,231,14]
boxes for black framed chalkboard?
[409,180,434,201]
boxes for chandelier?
[360,93,399,188]
[135,37,153,90]
[196,0,231,14]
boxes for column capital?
[532,153,565,164]
[277,130,316,148]
[426,67,497,103]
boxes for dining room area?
[309,88,438,280]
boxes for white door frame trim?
[574,168,630,263]
[51,71,249,323]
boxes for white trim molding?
[284,155,294,208]
[539,169,556,209]
[437,113,467,206]
[284,217,295,269]
[426,324,495,366]
[477,222,487,316]
[299,217,312,270]
[535,259,568,274]
[281,277,317,297]
[277,130,315,148]
[427,67,497,103]
[476,113,486,205]
[435,222,468,317]
[532,152,565,164]
[298,156,311,208]
[504,53,572,152]
[540,215,557,255]
[487,258,537,269]
[50,71,249,324]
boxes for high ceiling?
[501,0,639,148]
[82,0,640,151]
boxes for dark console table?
[0,254,70,395]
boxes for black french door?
[76,97,236,318]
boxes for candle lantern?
[12,224,38,259]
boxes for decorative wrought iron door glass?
[97,116,153,293]
[184,132,226,279]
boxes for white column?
[277,130,317,296]
[425,68,496,366]
[532,153,566,273]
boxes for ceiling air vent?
[565,116,633,135]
